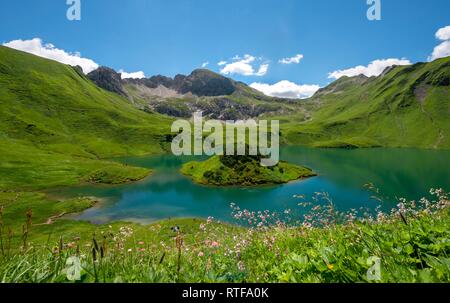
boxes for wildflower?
[198,251,204,257]
[346,213,356,223]
[119,226,133,238]
[397,202,406,214]
[327,264,334,270]
[211,241,220,248]
[224,249,234,257]
[127,248,132,253]
[138,248,146,252]
[238,261,246,272]
[377,212,385,222]
[138,241,145,245]
[303,222,312,229]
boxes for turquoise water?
[51,147,450,224]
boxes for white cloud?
[429,25,450,61]
[328,58,411,79]
[3,38,99,74]
[250,80,320,99]
[220,54,269,76]
[255,64,269,76]
[201,62,209,68]
[436,25,450,41]
[119,69,146,79]
[279,54,304,65]
[429,40,450,61]
[218,60,227,66]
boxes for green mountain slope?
[281,57,450,149]
[0,46,174,189]
[0,45,448,188]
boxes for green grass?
[0,46,449,283]
[181,155,316,186]
[0,46,174,190]
[84,166,151,185]
[0,190,448,283]
[0,138,152,190]
[0,190,234,250]
[0,46,173,158]
[280,58,450,149]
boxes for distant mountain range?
[87,66,297,120]
[1,44,449,159]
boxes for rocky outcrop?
[87,67,126,96]
[124,69,237,97]
[86,66,290,119]
[177,69,236,96]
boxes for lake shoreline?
[36,146,450,226]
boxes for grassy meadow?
[0,189,448,282]
[0,46,449,282]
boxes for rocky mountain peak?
[87,67,126,96]
[177,69,237,96]
[89,66,238,97]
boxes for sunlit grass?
[0,189,448,283]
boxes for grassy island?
[181,154,316,186]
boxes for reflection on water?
[51,147,450,224]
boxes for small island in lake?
[181,153,316,186]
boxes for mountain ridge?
[87,65,296,120]
[1,45,449,155]
[281,56,450,149]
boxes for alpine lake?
[48,147,450,225]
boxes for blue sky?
[0,0,449,97]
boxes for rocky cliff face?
[87,66,293,119]
[87,67,127,97]
[123,69,237,97]
[177,69,237,96]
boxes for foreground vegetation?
[0,189,448,283]
[181,154,315,186]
